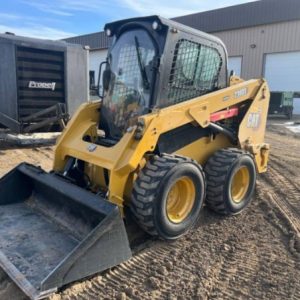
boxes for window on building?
[89,70,95,89]
[166,39,222,105]
[228,56,242,77]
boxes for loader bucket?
[0,163,132,300]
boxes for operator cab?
[97,16,228,143]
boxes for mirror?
[103,69,111,91]
[97,61,108,98]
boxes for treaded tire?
[204,148,256,215]
[130,154,205,240]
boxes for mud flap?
[0,163,132,300]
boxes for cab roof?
[104,15,226,49]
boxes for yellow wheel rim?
[231,166,250,203]
[166,177,195,223]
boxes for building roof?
[63,31,112,50]
[173,0,300,33]
[0,32,83,49]
[63,0,300,50]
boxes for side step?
[0,163,132,300]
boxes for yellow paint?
[175,134,233,164]
[53,78,270,214]
[231,166,250,203]
[166,177,195,223]
[238,82,270,172]
[189,102,210,127]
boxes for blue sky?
[0,0,256,39]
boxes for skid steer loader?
[0,16,270,299]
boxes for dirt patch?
[0,128,300,300]
[0,146,54,177]
[0,269,27,300]
[50,189,300,300]
[267,116,300,139]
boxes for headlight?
[152,21,159,30]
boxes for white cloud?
[23,0,127,16]
[0,24,75,39]
[0,13,22,20]
[24,2,73,16]
[22,0,258,19]
[23,1,72,16]
[1,0,259,39]
[0,11,74,39]
[121,0,194,17]
[121,0,258,18]
[23,0,259,18]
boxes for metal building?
[173,0,300,94]
[64,0,300,96]
[0,33,88,132]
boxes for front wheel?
[130,154,206,240]
[204,148,256,215]
[286,107,293,120]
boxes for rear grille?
[16,46,65,120]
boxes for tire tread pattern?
[130,154,204,237]
[204,148,252,215]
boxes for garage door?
[228,56,242,77]
[264,51,300,92]
[294,98,300,115]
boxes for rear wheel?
[286,107,293,119]
[204,148,256,215]
[130,154,205,240]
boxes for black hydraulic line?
[208,122,237,144]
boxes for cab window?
[166,39,222,105]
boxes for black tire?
[130,154,205,240]
[286,107,293,120]
[204,148,256,215]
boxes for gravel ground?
[0,121,299,300]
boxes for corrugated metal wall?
[213,20,300,79]
[85,20,300,90]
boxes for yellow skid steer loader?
[0,16,270,299]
